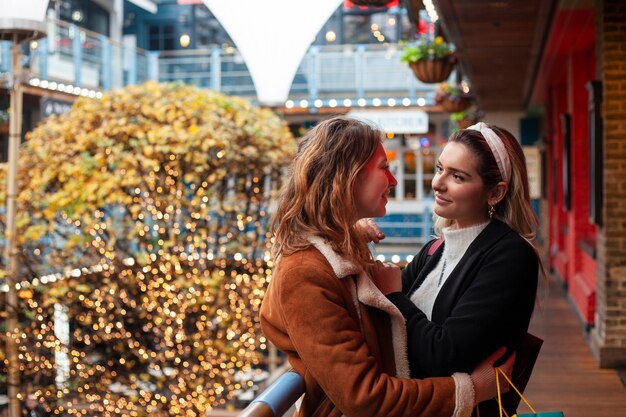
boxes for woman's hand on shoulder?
[370,260,402,295]
[357,218,386,243]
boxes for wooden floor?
[522,275,626,417]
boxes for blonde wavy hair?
[272,116,383,267]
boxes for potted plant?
[401,35,457,83]
[435,81,474,113]
[450,108,484,130]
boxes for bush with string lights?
[0,81,295,416]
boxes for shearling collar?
[307,235,361,278]
[306,235,410,378]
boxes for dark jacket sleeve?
[388,234,538,378]
[401,238,437,293]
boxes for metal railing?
[0,20,450,108]
[237,371,304,417]
[0,19,154,91]
[158,43,446,107]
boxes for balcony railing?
[158,44,444,108]
[0,19,155,92]
[0,18,448,108]
[237,371,304,417]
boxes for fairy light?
[28,78,102,98]
[423,0,439,22]
[2,82,295,416]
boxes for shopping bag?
[475,333,544,417]
[495,368,564,417]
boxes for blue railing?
[377,212,433,245]
[237,371,305,417]
[0,18,449,108]
[157,43,445,107]
[0,19,155,92]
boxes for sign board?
[523,145,542,199]
[41,97,73,118]
[347,109,429,134]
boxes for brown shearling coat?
[260,236,474,417]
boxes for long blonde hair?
[272,116,382,266]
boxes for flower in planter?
[436,81,472,102]
[401,35,455,63]
[450,108,485,130]
[435,81,474,112]
[401,36,457,83]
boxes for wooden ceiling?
[425,0,557,111]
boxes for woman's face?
[354,143,397,221]
[432,141,491,228]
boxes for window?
[587,81,603,226]
[384,135,441,201]
[561,113,571,211]
[149,24,175,51]
[55,0,110,36]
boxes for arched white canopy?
[203,0,343,106]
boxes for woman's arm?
[388,237,538,377]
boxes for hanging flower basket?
[408,56,456,84]
[451,109,484,130]
[439,95,472,113]
[435,82,474,112]
[456,117,479,129]
[401,36,457,84]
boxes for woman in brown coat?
[260,116,513,417]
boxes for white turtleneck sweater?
[410,221,490,320]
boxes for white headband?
[466,122,511,182]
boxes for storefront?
[530,0,626,367]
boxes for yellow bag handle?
[495,367,537,417]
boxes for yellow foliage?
[1,82,295,414]
[0,81,295,271]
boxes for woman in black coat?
[372,123,542,416]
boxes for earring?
[488,204,495,219]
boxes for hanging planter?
[435,82,474,112]
[401,36,457,84]
[440,95,472,112]
[409,58,456,84]
[451,109,484,130]
[456,116,479,129]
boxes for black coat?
[387,219,539,379]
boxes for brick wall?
[590,0,626,367]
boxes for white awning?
[204,0,343,106]
[128,0,157,14]
[0,0,49,21]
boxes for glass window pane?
[386,149,398,199]
[422,147,438,196]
